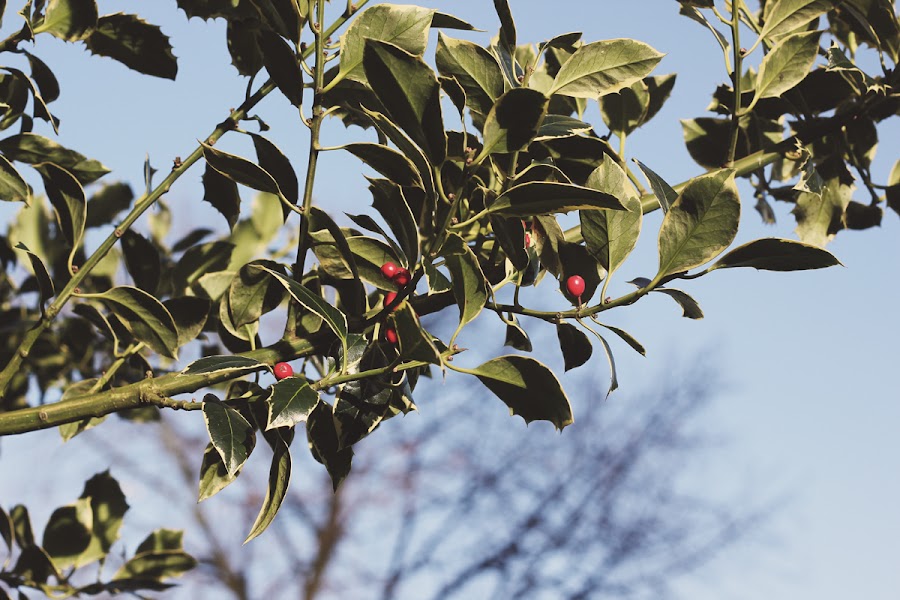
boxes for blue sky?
[2,1,899,598]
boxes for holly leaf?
[202,395,255,478]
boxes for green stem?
[0,335,326,436]
[726,2,743,167]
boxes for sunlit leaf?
[0,154,32,204]
[549,39,664,98]
[93,286,179,358]
[202,395,255,478]
[580,156,642,276]
[266,376,318,430]
[756,31,821,99]
[33,0,98,41]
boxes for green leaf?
[244,432,291,544]
[0,154,32,203]
[180,355,266,376]
[760,0,837,40]
[121,230,160,294]
[886,159,900,218]
[93,286,179,358]
[342,143,423,188]
[112,550,196,581]
[756,31,822,99]
[369,178,421,265]
[644,73,677,124]
[202,163,240,231]
[76,471,129,566]
[338,3,435,84]
[258,31,303,106]
[392,303,442,364]
[10,505,34,548]
[363,39,446,165]
[14,242,53,314]
[477,88,548,159]
[657,169,740,277]
[307,400,353,491]
[253,265,348,343]
[489,181,626,217]
[504,315,532,351]
[792,179,852,246]
[267,376,318,430]
[0,133,109,184]
[493,0,517,50]
[533,115,593,141]
[442,233,487,342]
[202,395,256,478]
[33,0,98,41]
[174,241,235,292]
[634,158,678,213]
[432,11,478,31]
[361,107,437,203]
[710,237,842,271]
[654,288,704,319]
[42,499,93,569]
[84,13,178,79]
[580,156,642,276]
[198,443,237,502]
[13,546,59,584]
[201,142,283,199]
[599,322,646,356]
[249,133,299,219]
[593,330,619,397]
[229,260,282,328]
[0,506,12,553]
[85,182,133,228]
[136,528,185,554]
[34,162,85,260]
[470,355,573,430]
[556,322,593,371]
[549,39,664,98]
[600,80,650,137]
[435,33,504,126]
[165,296,211,348]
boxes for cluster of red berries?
[380,261,411,344]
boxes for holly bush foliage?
[1,0,898,594]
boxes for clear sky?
[1,1,899,599]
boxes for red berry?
[385,327,398,344]
[392,268,411,287]
[273,362,293,380]
[381,262,399,280]
[383,291,399,310]
[566,275,585,298]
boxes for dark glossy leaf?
[369,178,420,265]
[634,158,677,213]
[121,230,160,293]
[843,200,882,230]
[0,506,12,552]
[244,431,291,543]
[392,303,442,364]
[442,233,487,340]
[226,19,263,76]
[267,376,318,430]
[600,80,649,137]
[792,179,852,246]
[254,265,348,342]
[112,550,196,581]
[229,260,282,328]
[77,471,128,564]
[85,182,133,228]
[504,315,532,351]
[202,163,240,231]
[655,287,704,319]
[198,442,237,502]
[493,0,516,50]
[342,143,423,188]
[490,181,625,217]
[711,238,842,271]
[249,133,298,219]
[594,330,619,397]
[490,214,528,270]
[35,162,85,254]
[435,33,504,126]
[42,499,92,569]
[0,133,109,184]
[363,39,446,165]
[307,400,353,491]
[338,3,434,84]
[13,545,58,584]
[431,11,478,31]
[94,286,179,358]
[202,394,255,478]
[85,13,177,79]
[599,322,646,356]
[657,169,740,277]
[201,142,282,198]
[25,52,61,103]
[10,505,34,548]
[549,39,664,98]
[34,0,98,41]
[756,31,821,99]
[14,242,53,313]
[478,88,548,158]
[471,355,573,430]
[0,154,31,203]
[180,355,266,376]
[174,241,235,291]
[643,73,676,124]
[164,296,211,347]
[258,31,303,106]
[886,160,900,218]
[557,322,592,371]
[580,156,642,276]
[534,115,593,141]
